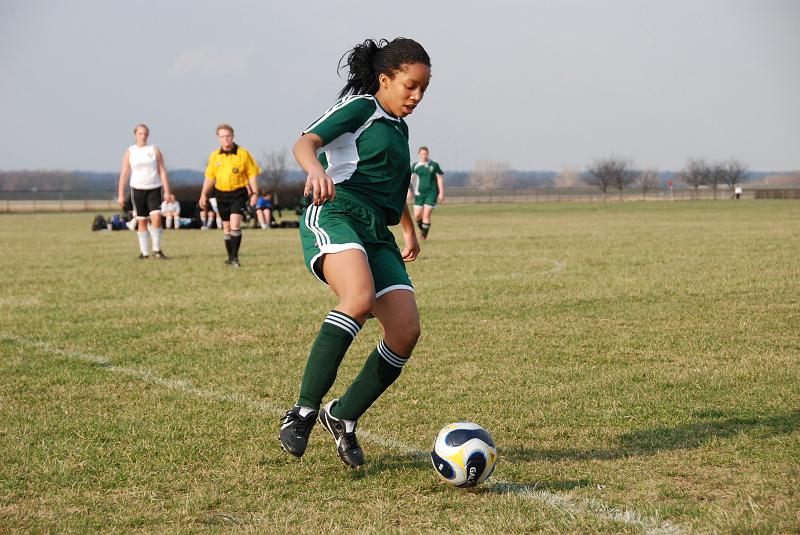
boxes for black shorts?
[214,187,248,221]
[131,187,162,218]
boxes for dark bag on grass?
[91,214,107,231]
[110,213,126,230]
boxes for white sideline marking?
[4,334,686,535]
[542,258,567,274]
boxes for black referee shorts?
[214,187,248,221]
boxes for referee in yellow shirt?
[200,123,261,267]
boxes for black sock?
[421,222,430,238]
[230,229,242,259]
[416,218,423,230]
[224,233,232,260]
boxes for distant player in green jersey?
[279,38,431,469]
[411,146,445,239]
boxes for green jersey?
[411,160,444,195]
[304,95,411,225]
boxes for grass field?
[1,200,798,534]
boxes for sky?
[1,0,798,173]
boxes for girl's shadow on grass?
[502,410,800,463]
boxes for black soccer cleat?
[279,406,318,457]
[231,258,241,267]
[152,250,168,259]
[318,399,364,469]
[138,253,149,260]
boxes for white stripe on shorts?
[315,205,331,245]
[305,205,326,247]
[307,204,331,246]
[375,284,415,299]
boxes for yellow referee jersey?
[205,144,261,192]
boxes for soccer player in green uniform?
[411,146,445,239]
[279,38,431,469]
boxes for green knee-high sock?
[332,340,408,421]
[420,222,430,238]
[297,310,362,410]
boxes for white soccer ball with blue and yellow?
[430,422,497,487]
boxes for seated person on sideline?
[256,190,275,229]
[160,193,181,229]
[200,195,222,230]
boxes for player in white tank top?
[117,124,173,259]
[128,144,161,190]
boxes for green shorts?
[300,190,413,298]
[414,190,438,208]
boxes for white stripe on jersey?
[302,95,375,133]
[303,95,399,187]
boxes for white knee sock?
[151,227,162,252]
[137,231,149,255]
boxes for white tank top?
[128,144,161,190]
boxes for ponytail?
[338,37,430,98]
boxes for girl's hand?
[304,169,336,206]
[401,231,420,262]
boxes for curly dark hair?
[337,38,430,98]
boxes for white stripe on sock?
[327,311,361,334]
[377,340,407,368]
[324,316,359,338]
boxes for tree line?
[463,157,750,199]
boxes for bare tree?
[611,159,637,200]
[259,149,290,192]
[707,162,726,199]
[719,159,749,198]
[679,158,710,198]
[468,160,513,189]
[636,168,660,200]
[584,157,635,200]
[583,159,614,197]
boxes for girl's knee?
[387,317,420,355]
[341,292,376,321]
[407,318,421,345]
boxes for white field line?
[541,258,567,274]
[4,334,686,535]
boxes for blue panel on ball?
[458,451,488,488]
[430,450,455,480]
[445,428,495,448]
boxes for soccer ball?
[430,422,497,487]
